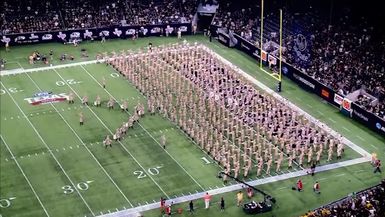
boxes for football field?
[0,36,384,217]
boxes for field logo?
[25,92,68,105]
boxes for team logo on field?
[24,92,69,105]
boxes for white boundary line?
[51,68,170,199]
[80,65,206,191]
[200,45,371,158]
[24,72,134,208]
[98,157,369,217]
[0,81,96,216]
[0,135,50,217]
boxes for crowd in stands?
[212,1,385,120]
[1,0,197,33]
[301,180,385,217]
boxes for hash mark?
[10,117,14,119]
[108,210,111,213]
[28,154,31,157]
[77,145,80,148]
[138,203,141,206]
[20,156,24,159]
[123,206,127,210]
[153,200,156,203]
[36,113,39,115]
[35,153,38,156]
[5,158,8,161]
[69,146,73,149]
[62,147,66,151]
[115,208,119,212]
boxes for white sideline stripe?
[24,72,134,207]
[97,157,369,217]
[1,135,50,217]
[0,81,95,216]
[52,68,170,199]
[1,59,99,76]
[200,45,371,159]
[80,65,205,191]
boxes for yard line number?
[0,87,24,95]
[56,79,82,87]
[133,166,163,179]
[62,180,93,194]
[110,73,120,78]
[201,157,212,164]
[0,197,16,208]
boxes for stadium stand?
[212,1,385,120]
[300,180,385,217]
[1,0,197,33]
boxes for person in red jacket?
[297,179,303,192]
[165,205,171,216]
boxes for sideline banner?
[1,23,192,46]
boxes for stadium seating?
[301,180,385,217]
[212,1,385,120]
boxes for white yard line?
[201,45,371,159]
[328,118,337,123]
[24,72,134,208]
[342,127,351,132]
[98,157,369,217]
[52,68,170,199]
[80,65,205,191]
[0,81,95,216]
[370,144,378,150]
[0,135,50,217]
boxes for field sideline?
[0,35,384,217]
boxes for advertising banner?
[1,23,192,46]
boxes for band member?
[121,99,128,112]
[103,135,112,148]
[160,134,166,149]
[102,77,106,88]
[107,97,114,110]
[94,95,101,107]
[79,112,84,125]
[68,92,74,104]
[82,95,88,105]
